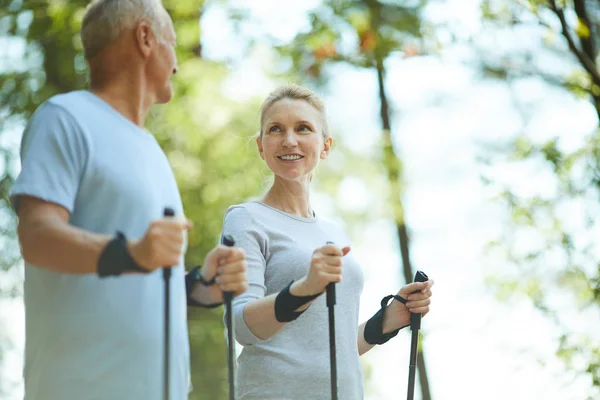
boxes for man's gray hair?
[81,0,167,59]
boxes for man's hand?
[203,246,248,297]
[127,217,192,271]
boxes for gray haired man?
[10,1,248,399]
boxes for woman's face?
[257,98,332,182]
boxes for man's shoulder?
[44,90,92,111]
[30,90,94,122]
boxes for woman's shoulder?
[224,201,270,224]
[224,202,254,220]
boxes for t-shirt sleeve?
[222,205,269,346]
[10,102,89,215]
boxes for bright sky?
[1,0,599,399]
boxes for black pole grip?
[162,207,175,280]
[410,270,428,330]
[221,234,235,302]
[325,241,336,308]
[222,234,235,248]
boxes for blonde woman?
[222,84,434,399]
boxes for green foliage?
[269,0,425,80]
[479,1,600,395]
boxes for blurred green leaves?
[479,0,600,394]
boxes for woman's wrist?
[382,301,409,333]
[289,277,315,297]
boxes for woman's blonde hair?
[259,84,330,139]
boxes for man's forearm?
[19,214,111,274]
[189,283,224,306]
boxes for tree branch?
[573,0,596,61]
[550,1,600,87]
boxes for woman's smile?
[277,153,305,162]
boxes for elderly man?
[10,0,247,399]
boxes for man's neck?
[90,72,154,128]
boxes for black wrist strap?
[274,281,321,323]
[97,232,147,277]
[387,294,408,305]
[185,265,216,291]
[185,265,223,308]
[364,294,408,345]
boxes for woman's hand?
[383,279,434,333]
[290,243,351,297]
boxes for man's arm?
[17,196,111,273]
[17,195,190,274]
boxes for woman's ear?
[321,137,333,159]
[256,136,265,160]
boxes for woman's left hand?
[383,279,434,333]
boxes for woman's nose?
[282,131,298,147]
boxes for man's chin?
[156,91,173,104]
[155,85,174,104]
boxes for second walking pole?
[407,270,429,400]
[162,207,175,400]
[222,234,237,400]
[326,241,338,400]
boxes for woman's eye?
[268,126,282,133]
[298,125,312,132]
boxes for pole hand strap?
[364,294,409,345]
[97,232,148,277]
[274,281,321,322]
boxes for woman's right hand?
[290,243,351,296]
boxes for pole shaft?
[328,305,337,400]
[222,235,236,400]
[407,329,419,400]
[162,207,174,400]
[164,274,170,400]
[225,292,235,400]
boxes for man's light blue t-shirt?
[10,91,190,400]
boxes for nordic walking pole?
[325,241,338,400]
[407,270,429,400]
[162,207,175,400]
[221,234,237,400]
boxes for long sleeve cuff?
[230,300,268,346]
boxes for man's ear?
[321,137,333,159]
[135,21,154,58]
[256,136,265,160]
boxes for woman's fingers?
[407,289,432,302]
[218,260,247,275]
[322,255,343,267]
[406,298,431,312]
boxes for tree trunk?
[375,50,432,400]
